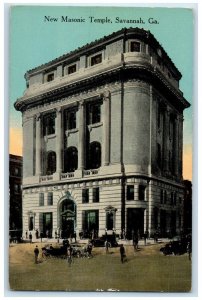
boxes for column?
[178,115,183,177]
[163,107,169,172]
[102,91,110,166]
[78,101,85,170]
[35,114,41,176]
[56,107,62,174]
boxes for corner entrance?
[126,208,144,239]
[59,196,76,239]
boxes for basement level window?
[91,54,102,66]
[130,41,141,52]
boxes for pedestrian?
[40,232,43,242]
[25,231,28,239]
[105,240,109,254]
[120,244,126,263]
[34,245,39,264]
[41,247,46,259]
[122,229,126,240]
[133,234,139,251]
[29,232,32,244]
[87,241,93,258]
[74,231,77,243]
[154,230,158,243]
[143,231,147,246]
[35,229,39,239]
[187,241,192,260]
[67,245,73,266]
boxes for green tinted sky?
[10,6,193,146]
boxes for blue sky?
[9,5,193,179]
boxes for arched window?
[89,142,101,169]
[64,147,78,173]
[46,151,56,175]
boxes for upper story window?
[47,192,53,205]
[87,102,101,125]
[43,112,56,136]
[139,185,146,201]
[160,189,164,204]
[14,167,19,176]
[64,147,78,173]
[82,189,89,203]
[68,64,77,74]
[130,41,141,52]
[46,151,56,175]
[64,109,77,130]
[91,53,102,66]
[164,190,167,204]
[89,142,101,169]
[47,73,54,82]
[169,114,175,139]
[93,187,99,203]
[127,185,134,200]
[157,143,162,168]
[39,193,44,206]
[14,184,21,194]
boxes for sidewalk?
[23,237,170,247]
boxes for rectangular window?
[93,187,99,203]
[130,41,141,52]
[157,105,161,128]
[82,189,89,203]
[47,73,54,82]
[157,143,161,168]
[164,190,167,204]
[43,112,56,135]
[91,54,102,66]
[29,216,34,231]
[64,109,77,130]
[82,210,99,232]
[87,102,101,125]
[68,64,76,74]
[160,189,164,204]
[106,212,114,230]
[42,212,53,238]
[39,193,44,206]
[14,184,20,193]
[139,185,146,201]
[127,185,134,200]
[47,192,53,206]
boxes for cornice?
[15,64,190,112]
[25,27,181,80]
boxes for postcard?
[9,5,193,293]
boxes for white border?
[2,1,200,300]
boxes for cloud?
[183,144,192,181]
[9,127,22,156]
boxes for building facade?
[9,154,23,234]
[15,28,190,239]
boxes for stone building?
[14,28,190,239]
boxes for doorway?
[60,197,76,239]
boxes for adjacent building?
[14,28,190,239]
[9,154,23,235]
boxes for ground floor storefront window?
[39,212,53,238]
[82,210,99,238]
